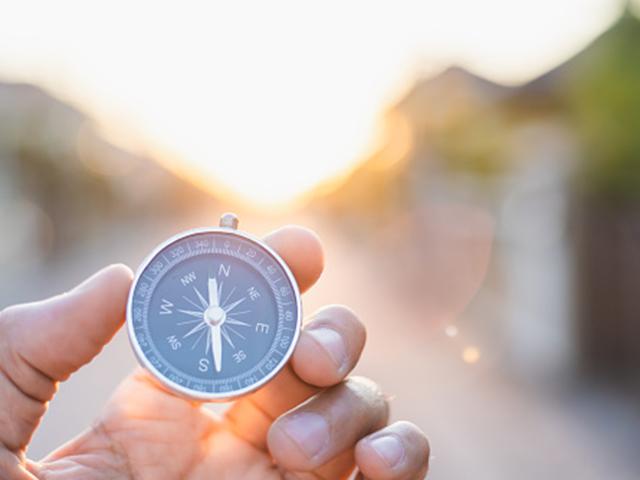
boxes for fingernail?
[282,412,329,459]
[370,435,405,468]
[307,327,348,372]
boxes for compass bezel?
[126,226,303,402]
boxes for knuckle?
[322,304,359,323]
[0,304,56,403]
[0,306,19,365]
[345,376,389,425]
[0,304,18,332]
[313,305,366,338]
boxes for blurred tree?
[568,6,640,385]
[568,7,640,201]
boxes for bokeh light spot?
[462,346,481,364]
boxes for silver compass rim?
[126,225,303,402]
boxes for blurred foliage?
[429,109,510,178]
[316,7,640,222]
[568,8,640,201]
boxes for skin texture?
[0,226,430,480]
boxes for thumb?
[0,264,132,453]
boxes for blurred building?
[314,8,640,387]
[0,82,215,270]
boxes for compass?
[127,213,302,401]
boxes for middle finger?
[268,376,389,475]
[224,305,367,449]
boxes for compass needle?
[183,321,207,338]
[127,213,301,400]
[182,295,202,310]
[177,319,202,326]
[226,318,251,327]
[222,286,236,307]
[205,330,211,355]
[211,326,223,373]
[193,286,208,309]
[220,327,236,349]
[226,325,246,341]
[177,309,204,318]
[224,297,246,314]
[191,328,207,350]
[208,277,219,307]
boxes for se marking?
[233,350,247,364]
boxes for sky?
[0,0,629,207]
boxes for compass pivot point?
[204,306,226,326]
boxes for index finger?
[263,225,324,293]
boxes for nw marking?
[180,271,197,286]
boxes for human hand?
[0,226,430,479]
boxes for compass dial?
[127,220,301,401]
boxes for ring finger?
[224,304,367,449]
[267,376,389,478]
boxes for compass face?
[127,228,301,401]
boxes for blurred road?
[2,211,639,480]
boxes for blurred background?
[1,0,640,478]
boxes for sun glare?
[0,0,622,208]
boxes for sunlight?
[0,0,621,208]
